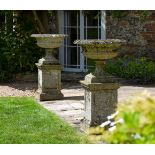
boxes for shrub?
[87,59,96,73]
[89,91,155,144]
[105,57,155,83]
[0,11,45,82]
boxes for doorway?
[58,10,106,72]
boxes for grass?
[0,97,89,144]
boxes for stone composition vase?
[74,39,126,130]
[31,34,67,101]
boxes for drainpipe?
[101,10,106,40]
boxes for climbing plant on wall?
[111,10,151,21]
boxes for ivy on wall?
[111,10,128,19]
[111,10,151,21]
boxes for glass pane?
[65,11,80,27]
[66,47,80,68]
[66,28,78,46]
[63,11,80,69]
[99,27,101,39]
[84,11,99,27]
[63,10,102,70]
[86,28,98,39]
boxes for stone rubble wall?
[106,11,155,60]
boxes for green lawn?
[0,97,88,144]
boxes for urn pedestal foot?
[36,91,63,101]
[80,79,120,131]
[36,63,63,101]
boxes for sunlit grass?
[0,97,89,144]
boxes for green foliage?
[87,58,95,73]
[111,11,127,19]
[111,10,151,20]
[0,11,44,81]
[105,57,155,83]
[139,10,151,21]
[92,91,155,144]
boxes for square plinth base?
[36,63,63,101]
[36,91,64,101]
[80,80,120,130]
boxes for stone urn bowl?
[74,39,126,82]
[31,34,67,65]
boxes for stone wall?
[106,11,155,60]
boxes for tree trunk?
[32,11,49,33]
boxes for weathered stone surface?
[37,91,63,101]
[58,109,84,117]
[36,64,63,101]
[74,39,126,60]
[84,73,118,83]
[81,82,119,130]
[81,80,120,90]
[37,82,155,131]
[106,11,155,59]
[31,34,67,49]
[70,102,84,110]
[38,49,59,65]
[32,34,67,101]
[75,38,124,131]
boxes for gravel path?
[0,81,155,99]
[0,81,81,97]
[0,82,37,97]
[1,81,155,102]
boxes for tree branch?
[32,11,46,33]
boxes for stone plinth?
[80,76,120,130]
[31,34,67,101]
[74,39,126,130]
[36,63,63,101]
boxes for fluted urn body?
[31,34,67,101]
[74,39,126,130]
